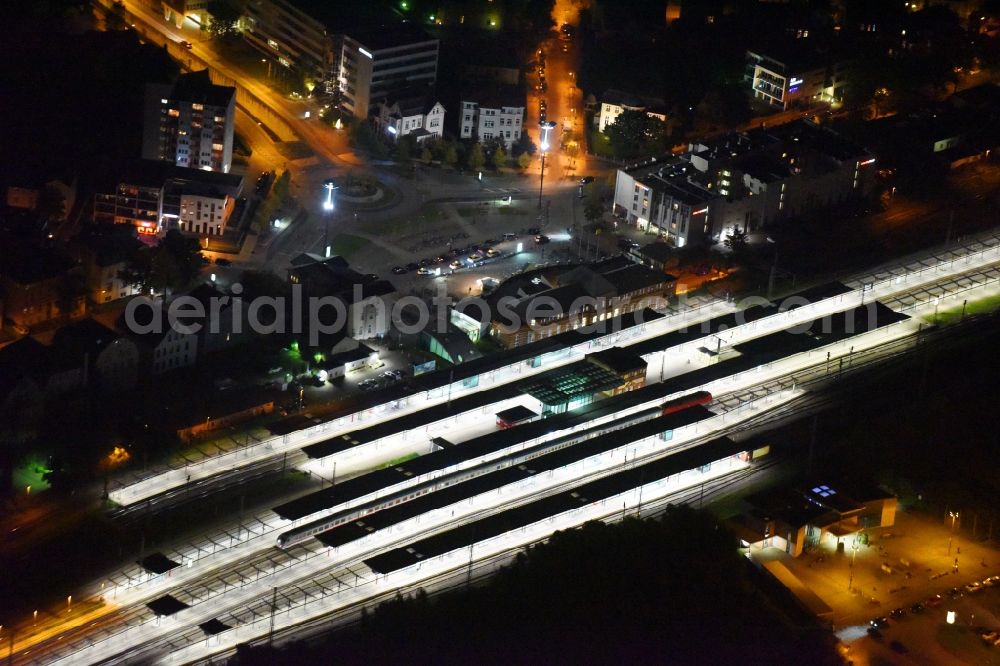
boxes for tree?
[467,143,486,171]
[583,190,604,225]
[724,226,749,254]
[420,146,433,162]
[207,0,241,41]
[517,152,532,169]
[492,145,508,170]
[605,109,668,160]
[272,169,291,203]
[119,230,204,295]
[442,141,459,167]
[394,135,416,163]
[513,132,537,157]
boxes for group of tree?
[119,229,204,295]
[605,109,670,160]
[206,0,241,41]
[228,506,842,666]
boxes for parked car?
[419,258,433,267]
[579,176,594,184]
[416,266,434,275]
[535,234,550,244]
[449,260,462,270]
[468,252,484,262]
[926,594,943,607]
[909,602,925,614]
[392,266,407,274]
[405,262,419,271]
[889,607,906,619]
[179,40,193,49]
[486,247,499,257]
[966,581,984,593]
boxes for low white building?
[176,191,234,236]
[373,87,445,143]
[459,85,526,150]
[595,89,668,133]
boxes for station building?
[731,481,897,558]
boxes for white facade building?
[373,90,445,143]
[595,89,668,133]
[459,86,526,149]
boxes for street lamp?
[322,179,337,258]
[948,511,959,555]
[538,121,557,209]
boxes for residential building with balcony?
[93,160,243,237]
[459,86,526,149]
[242,0,332,79]
[143,70,236,173]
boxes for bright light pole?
[948,511,959,555]
[537,121,556,209]
[322,179,337,258]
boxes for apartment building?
[745,46,850,111]
[242,0,332,79]
[93,160,243,237]
[143,70,236,173]
[459,86,526,149]
[594,89,668,133]
[612,120,876,247]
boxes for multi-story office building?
[143,70,236,173]
[240,2,439,119]
[613,120,876,247]
[337,25,439,119]
[745,46,850,111]
[459,86,526,149]
[93,160,243,237]
[242,0,331,78]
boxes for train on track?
[276,391,713,549]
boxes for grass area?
[275,141,313,160]
[378,204,448,235]
[927,291,1000,325]
[329,233,369,258]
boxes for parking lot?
[753,510,1000,663]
